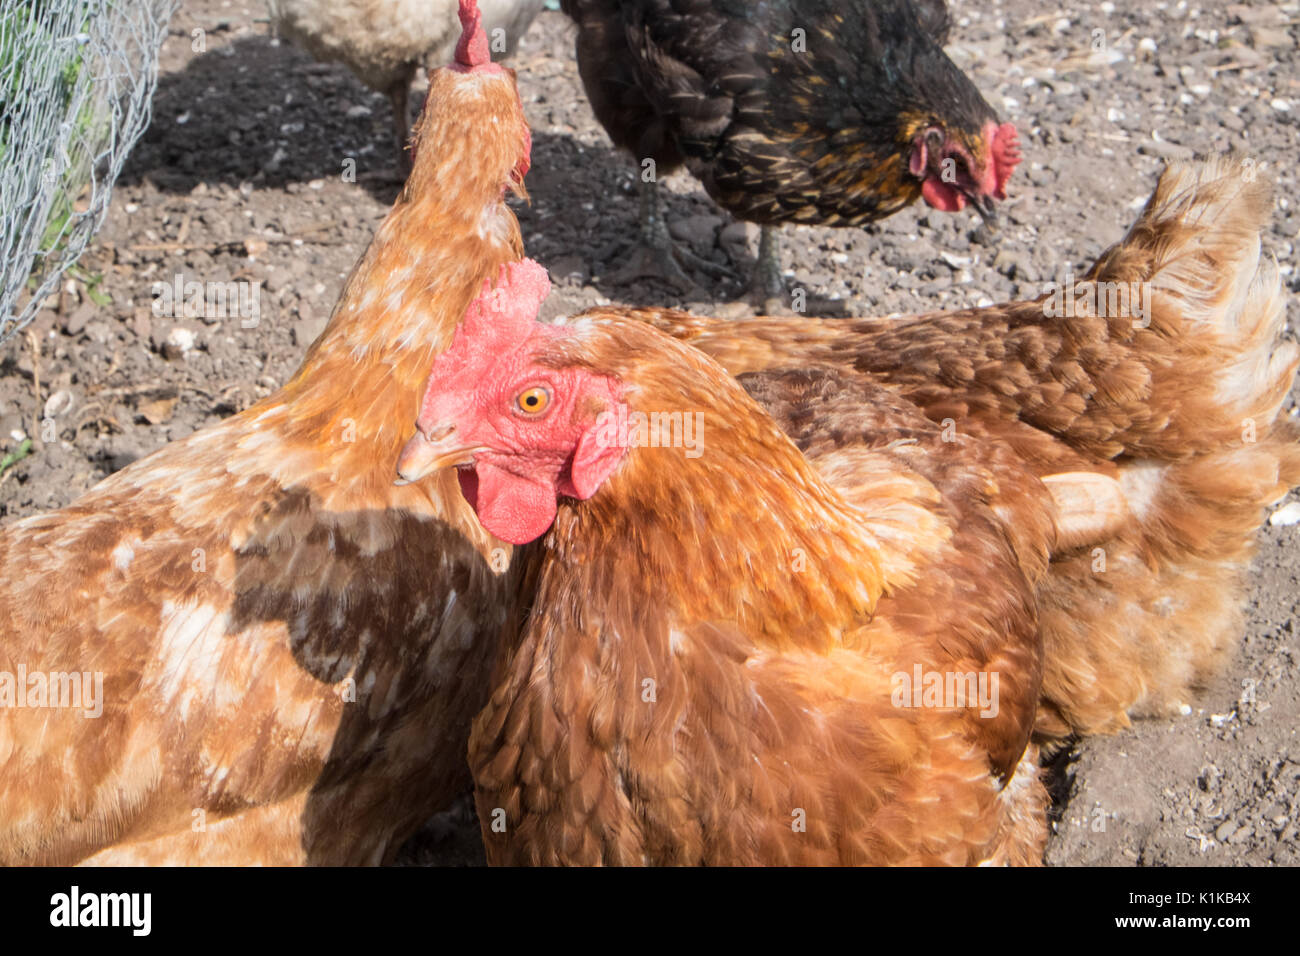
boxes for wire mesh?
[0,0,178,345]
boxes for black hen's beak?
[971,193,998,227]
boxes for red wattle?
[465,460,559,545]
[921,177,966,212]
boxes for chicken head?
[909,120,1021,217]
[396,260,626,544]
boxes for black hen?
[562,0,1020,297]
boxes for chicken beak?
[972,193,998,228]
[394,425,481,485]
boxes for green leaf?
[0,438,34,475]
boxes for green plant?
[0,438,33,477]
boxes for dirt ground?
[2,0,1297,866]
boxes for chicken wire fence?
[0,0,177,346]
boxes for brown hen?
[622,156,1300,740]
[398,259,1064,864]
[394,156,1298,864]
[0,4,531,865]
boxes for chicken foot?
[608,177,735,290]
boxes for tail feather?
[1070,157,1292,459]
[1038,157,1299,736]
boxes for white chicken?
[268,0,544,167]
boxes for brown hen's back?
[605,156,1300,739]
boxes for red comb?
[455,0,490,68]
[419,259,553,429]
[991,122,1022,199]
[462,259,552,340]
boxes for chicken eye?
[515,386,551,416]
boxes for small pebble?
[1269,501,1300,526]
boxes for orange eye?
[515,386,551,416]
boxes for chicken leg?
[608,176,733,290]
[753,224,786,298]
[388,69,416,176]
